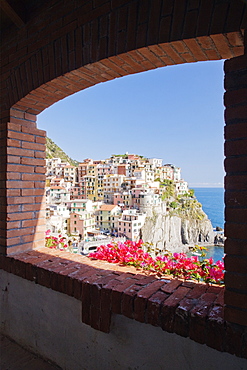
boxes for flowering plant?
[45,229,69,251]
[89,240,224,285]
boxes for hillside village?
[46,152,194,248]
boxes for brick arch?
[10,33,244,116]
[1,0,246,118]
[0,0,247,329]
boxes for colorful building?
[96,204,121,232]
[118,210,146,241]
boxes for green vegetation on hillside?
[169,197,205,220]
[161,180,176,200]
[158,179,205,220]
[112,154,128,158]
[112,154,147,160]
[46,137,79,166]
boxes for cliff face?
[141,210,214,253]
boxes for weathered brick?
[161,279,182,293]
[174,297,195,337]
[146,290,168,326]
[121,284,140,319]
[206,305,225,352]
[134,280,165,322]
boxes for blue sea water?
[193,188,224,230]
[193,188,225,261]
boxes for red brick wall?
[224,54,247,326]
[0,109,46,255]
[0,0,247,328]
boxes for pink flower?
[87,240,224,285]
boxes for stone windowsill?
[0,247,246,359]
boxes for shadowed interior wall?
[0,0,246,327]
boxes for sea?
[193,187,225,262]
[193,188,224,230]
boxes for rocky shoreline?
[141,213,214,253]
[140,202,226,253]
[214,231,226,246]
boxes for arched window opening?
[38,60,225,262]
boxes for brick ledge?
[0,248,246,359]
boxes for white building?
[68,199,96,213]
[62,164,77,184]
[175,180,189,195]
[46,214,68,235]
[138,189,161,213]
[118,209,146,241]
[148,158,163,168]
[47,186,70,204]
[46,158,62,177]
[46,158,65,178]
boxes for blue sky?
[38,60,225,188]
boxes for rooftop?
[100,204,119,211]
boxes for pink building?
[113,191,132,209]
[70,184,85,200]
[69,212,96,239]
[113,192,123,206]
[97,165,112,176]
[69,213,84,235]
[131,188,143,209]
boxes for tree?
[170,201,178,209]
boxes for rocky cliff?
[141,208,214,253]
